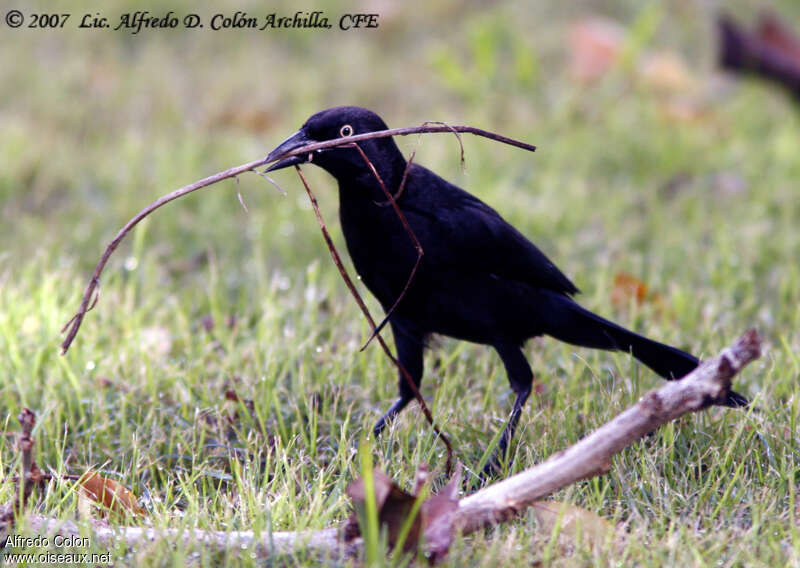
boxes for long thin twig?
[374,148,418,208]
[372,121,463,209]
[336,140,447,458]
[364,124,452,350]
[17,411,42,511]
[283,124,535,159]
[0,409,44,540]
[61,122,535,354]
[359,148,419,349]
[419,121,466,170]
[347,143,425,352]
[295,165,454,472]
[60,158,271,353]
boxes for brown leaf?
[568,18,625,83]
[611,272,670,319]
[532,500,615,551]
[345,468,420,551]
[76,472,144,517]
[224,388,255,414]
[421,464,462,562]
[344,464,464,561]
[611,272,649,307]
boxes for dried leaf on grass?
[344,464,462,562]
[345,468,420,550]
[570,16,708,125]
[611,272,672,322]
[611,272,649,306]
[569,17,694,91]
[420,466,462,562]
[569,18,625,83]
[77,472,144,517]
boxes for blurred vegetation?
[1,0,799,565]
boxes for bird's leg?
[373,395,413,436]
[496,387,532,457]
[483,344,534,478]
[372,324,425,437]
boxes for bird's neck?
[336,155,408,205]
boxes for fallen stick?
[24,518,346,558]
[21,330,760,560]
[454,329,761,533]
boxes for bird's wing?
[403,185,579,296]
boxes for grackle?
[265,106,748,471]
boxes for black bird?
[265,106,748,469]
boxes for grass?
[1,0,799,565]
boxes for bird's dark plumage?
[266,106,748,472]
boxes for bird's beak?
[264,130,314,172]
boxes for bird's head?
[265,106,406,187]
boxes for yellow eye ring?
[339,124,354,137]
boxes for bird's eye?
[339,124,354,137]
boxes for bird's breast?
[339,200,422,308]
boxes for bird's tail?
[541,292,748,407]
